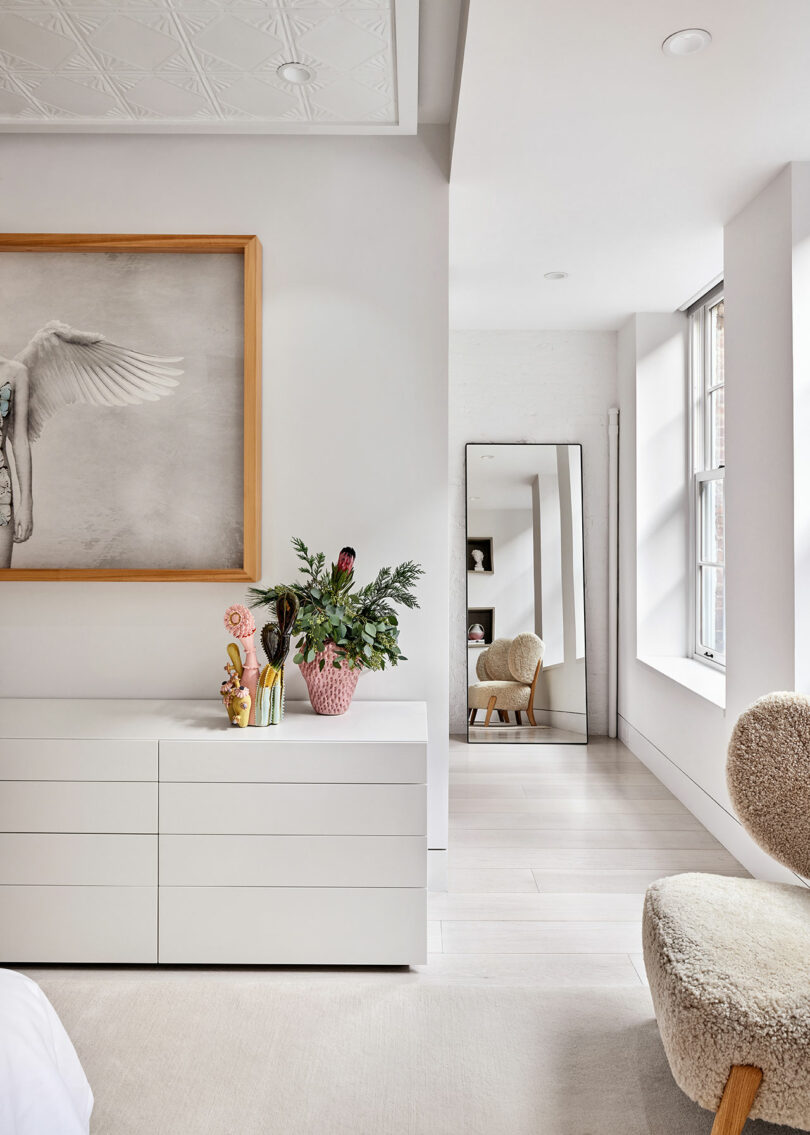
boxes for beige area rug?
[38,977,805,1135]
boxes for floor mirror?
[466,443,588,744]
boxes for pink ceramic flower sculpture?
[224,604,255,639]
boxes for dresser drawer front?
[0,782,157,833]
[0,886,157,963]
[159,783,425,835]
[0,834,156,886]
[160,834,426,888]
[159,740,426,784]
[159,887,426,965]
[0,740,157,781]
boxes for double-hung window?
[690,285,725,667]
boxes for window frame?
[688,283,725,670]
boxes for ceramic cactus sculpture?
[253,588,299,726]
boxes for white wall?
[467,506,535,640]
[618,163,810,883]
[0,130,450,853]
[450,330,617,734]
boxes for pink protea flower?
[224,604,256,639]
[337,547,355,573]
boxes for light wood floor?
[468,723,587,743]
[420,735,747,986]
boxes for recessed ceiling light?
[662,28,712,57]
[544,271,568,281]
[277,62,313,84]
[480,454,495,460]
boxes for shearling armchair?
[643,692,810,1135]
[468,633,544,726]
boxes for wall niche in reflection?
[466,443,587,744]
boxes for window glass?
[691,287,725,666]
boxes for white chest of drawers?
[0,700,427,965]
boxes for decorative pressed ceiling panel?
[0,0,417,132]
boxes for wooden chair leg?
[484,696,497,726]
[515,711,523,725]
[526,704,537,726]
[469,708,478,725]
[498,710,510,723]
[711,1066,763,1135]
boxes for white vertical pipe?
[608,407,620,738]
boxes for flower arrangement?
[248,538,424,676]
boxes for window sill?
[638,655,726,710]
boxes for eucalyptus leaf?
[306,648,316,663]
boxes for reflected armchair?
[468,633,545,726]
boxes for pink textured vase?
[298,641,362,715]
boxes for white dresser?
[0,700,427,965]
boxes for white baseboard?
[534,708,587,734]
[427,849,447,892]
[618,715,802,885]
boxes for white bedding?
[0,969,93,1135]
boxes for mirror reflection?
[466,443,588,743]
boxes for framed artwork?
[0,233,261,581]
[466,536,494,574]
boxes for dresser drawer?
[0,886,157,963]
[159,740,426,783]
[0,739,157,781]
[159,886,426,965]
[160,834,426,888]
[0,834,156,885]
[159,783,425,835]
[0,782,157,833]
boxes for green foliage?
[247,537,424,672]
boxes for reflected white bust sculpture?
[472,548,485,572]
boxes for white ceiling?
[0,0,421,132]
[450,0,810,330]
[467,443,558,511]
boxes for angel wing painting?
[0,321,183,569]
[0,237,259,580]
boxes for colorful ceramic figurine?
[220,661,251,728]
[228,685,251,728]
[223,604,260,725]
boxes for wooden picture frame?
[0,234,261,582]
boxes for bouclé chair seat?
[468,681,532,712]
[644,872,810,1130]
